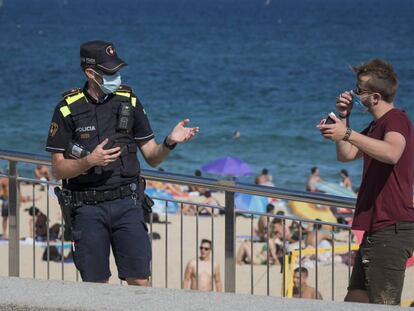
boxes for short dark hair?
[352,59,398,103]
[340,169,349,177]
[25,206,40,216]
[294,267,308,277]
[272,218,283,225]
[204,191,212,198]
[195,169,202,177]
[261,168,269,175]
[201,239,211,247]
[311,166,318,174]
[266,203,275,213]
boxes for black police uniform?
[46,38,158,282]
[46,85,153,190]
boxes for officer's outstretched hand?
[87,138,121,167]
[168,119,200,144]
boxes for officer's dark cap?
[80,40,127,75]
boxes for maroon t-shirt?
[352,108,414,232]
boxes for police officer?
[46,40,199,285]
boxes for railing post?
[8,160,19,277]
[224,190,236,292]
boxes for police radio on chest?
[117,102,132,132]
[65,141,90,159]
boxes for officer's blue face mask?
[92,70,122,94]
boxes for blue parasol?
[235,193,269,214]
[200,156,252,177]
[145,188,179,214]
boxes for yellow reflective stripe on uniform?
[65,92,85,105]
[131,97,137,107]
[115,91,131,98]
[60,106,71,117]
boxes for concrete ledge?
[0,277,396,311]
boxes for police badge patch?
[49,122,58,137]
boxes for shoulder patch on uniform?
[61,88,82,98]
[49,122,59,137]
[118,85,132,92]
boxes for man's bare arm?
[138,138,171,168]
[347,131,406,165]
[139,119,199,167]
[335,118,362,162]
[52,153,92,180]
[182,260,194,289]
[319,115,406,164]
[214,264,223,292]
[51,138,121,180]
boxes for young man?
[46,41,199,286]
[293,267,323,299]
[318,59,414,304]
[183,239,222,291]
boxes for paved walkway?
[0,277,397,311]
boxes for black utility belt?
[71,183,138,205]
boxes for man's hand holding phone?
[317,112,349,141]
[324,112,337,125]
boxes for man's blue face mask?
[350,90,369,112]
[93,70,122,94]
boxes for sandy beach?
[1,184,413,305]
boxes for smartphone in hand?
[325,116,335,124]
[324,112,336,124]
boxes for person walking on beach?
[183,239,222,291]
[46,40,199,286]
[293,267,323,299]
[317,59,414,305]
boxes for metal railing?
[0,149,357,298]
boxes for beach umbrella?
[200,156,252,177]
[288,201,337,223]
[235,193,269,214]
[145,188,179,214]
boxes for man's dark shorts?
[348,222,414,304]
[1,199,8,218]
[71,195,151,282]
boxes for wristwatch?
[343,127,353,141]
[163,136,177,150]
